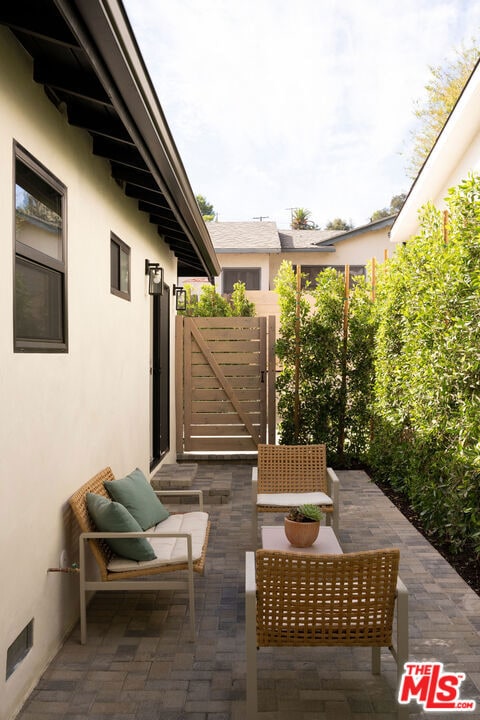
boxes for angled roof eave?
[390,57,480,244]
[0,0,220,277]
[314,215,396,246]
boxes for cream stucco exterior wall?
[0,30,179,720]
[214,252,271,292]
[271,226,394,283]
[236,224,394,322]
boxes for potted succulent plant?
[284,503,323,547]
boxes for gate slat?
[178,316,270,452]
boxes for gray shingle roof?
[279,229,342,250]
[206,221,281,251]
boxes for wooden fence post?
[294,266,301,442]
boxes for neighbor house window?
[110,233,130,300]
[294,264,365,290]
[222,268,260,294]
[14,147,67,352]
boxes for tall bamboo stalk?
[337,265,350,461]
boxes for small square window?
[222,268,260,294]
[111,233,130,300]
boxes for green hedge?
[275,262,376,467]
[275,174,480,556]
[370,174,480,554]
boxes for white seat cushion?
[107,511,209,572]
[256,492,332,507]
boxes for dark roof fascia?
[1,0,220,277]
[57,0,219,277]
[315,215,396,246]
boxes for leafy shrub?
[370,174,480,554]
[275,261,375,466]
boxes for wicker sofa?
[69,466,210,644]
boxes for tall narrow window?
[14,146,67,352]
[110,233,130,300]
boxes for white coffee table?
[261,525,342,554]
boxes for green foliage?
[179,281,255,317]
[370,174,480,555]
[407,42,479,179]
[276,176,480,560]
[370,193,406,222]
[287,504,322,522]
[324,217,353,231]
[195,194,215,221]
[275,261,375,466]
[291,207,318,230]
[229,281,256,317]
[195,284,231,317]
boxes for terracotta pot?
[284,517,320,547]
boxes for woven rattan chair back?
[257,443,328,494]
[69,466,115,581]
[255,548,400,647]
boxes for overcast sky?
[123,0,480,230]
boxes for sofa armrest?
[154,489,203,511]
[326,467,340,507]
[395,575,409,675]
[80,530,194,564]
[251,467,258,504]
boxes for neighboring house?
[391,58,480,243]
[196,216,395,318]
[0,3,219,719]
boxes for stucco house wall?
[215,251,271,292]
[0,25,188,720]
[270,224,394,283]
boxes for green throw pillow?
[104,467,169,530]
[86,492,156,562]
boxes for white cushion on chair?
[107,511,209,572]
[256,492,332,507]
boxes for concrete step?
[151,462,231,505]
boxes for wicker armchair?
[251,444,339,545]
[246,548,409,719]
[69,467,210,644]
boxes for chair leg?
[372,646,381,674]
[251,509,258,547]
[333,507,339,535]
[188,568,195,641]
[395,577,409,720]
[246,552,258,719]
[251,472,258,547]
[79,536,87,645]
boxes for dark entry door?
[151,286,170,469]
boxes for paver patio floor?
[16,463,480,719]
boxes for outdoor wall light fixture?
[173,284,187,311]
[145,260,164,295]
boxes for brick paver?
[16,463,480,719]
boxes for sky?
[122,0,480,230]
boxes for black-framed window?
[294,264,365,290]
[14,146,67,352]
[222,268,260,294]
[110,233,130,300]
